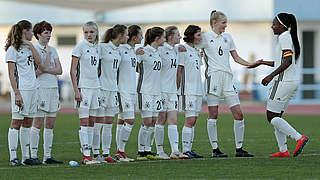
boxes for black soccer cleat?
[10,158,23,166]
[235,148,254,157]
[31,158,42,165]
[190,150,203,158]
[23,158,39,165]
[212,148,228,157]
[43,157,64,164]
[183,151,195,159]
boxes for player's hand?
[35,69,42,77]
[200,51,204,57]
[178,45,186,52]
[14,92,23,107]
[261,75,273,86]
[136,47,144,55]
[22,39,32,46]
[248,59,263,68]
[74,90,82,102]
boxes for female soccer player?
[70,21,101,165]
[155,26,188,159]
[136,27,165,160]
[200,11,257,157]
[29,21,63,165]
[92,24,127,163]
[115,25,143,162]
[249,13,309,157]
[5,20,47,166]
[177,25,203,158]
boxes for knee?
[208,109,218,119]
[266,110,279,123]
[234,111,243,120]
[33,118,43,129]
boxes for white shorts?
[11,89,38,120]
[179,95,202,113]
[141,111,159,118]
[137,93,162,112]
[74,88,100,110]
[160,93,178,112]
[119,91,136,113]
[37,88,60,113]
[205,71,239,107]
[267,80,299,113]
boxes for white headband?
[276,16,288,29]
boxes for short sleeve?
[51,47,59,60]
[72,43,83,58]
[178,52,186,66]
[279,33,292,50]
[228,34,236,51]
[5,46,17,63]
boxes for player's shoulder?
[279,31,291,42]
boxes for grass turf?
[0,113,319,180]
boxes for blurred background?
[0,0,319,112]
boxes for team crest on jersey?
[125,51,128,54]
[84,100,88,106]
[213,86,217,92]
[189,54,192,57]
[87,50,90,53]
[223,38,228,43]
[149,54,152,57]
[162,98,166,105]
[166,52,169,55]
[210,39,214,43]
[109,52,112,54]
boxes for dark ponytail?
[144,27,164,46]
[102,24,127,43]
[128,25,141,42]
[5,20,32,51]
[277,13,300,60]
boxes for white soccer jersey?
[178,43,203,96]
[137,45,162,95]
[158,42,178,94]
[198,31,236,76]
[6,45,38,90]
[274,31,299,81]
[118,44,137,94]
[72,40,100,88]
[34,42,59,88]
[99,42,121,91]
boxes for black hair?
[144,27,164,46]
[183,25,201,43]
[128,25,141,42]
[102,24,127,43]
[277,13,300,60]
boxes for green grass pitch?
[0,113,319,180]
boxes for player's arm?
[23,40,47,71]
[176,65,183,90]
[70,56,82,102]
[248,59,274,68]
[8,62,23,107]
[261,49,293,86]
[45,58,63,75]
[230,50,252,66]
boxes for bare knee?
[22,118,33,128]
[45,117,56,129]
[10,119,23,130]
[208,106,218,119]
[266,110,281,123]
[33,117,43,129]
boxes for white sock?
[119,123,133,152]
[20,127,31,161]
[274,127,288,152]
[234,120,245,149]
[182,126,192,153]
[80,126,90,156]
[271,117,302,141]
[102,124,112,155]
[8,128,19,161]
[88,126,93,155]
[43,128,53,160]
[191,126,195,148]
[168,125,179,153]
[30,127,40,158]
[145,127,154,152]
[207,119,218,149]
[155,124,164,154]
[116,124,123,150]
[92,123,102,155]
[138,125,146,152]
